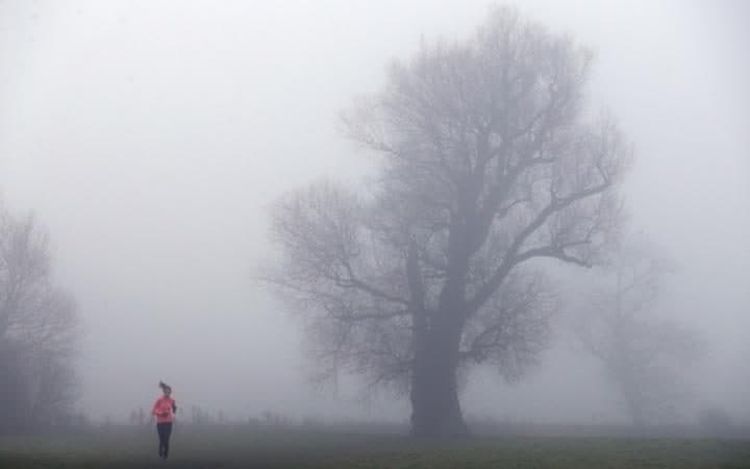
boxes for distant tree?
[697,407,733,435]
[129,408,147,426]
[576,240,704,425]
[191,405,212,425]
[269,7,629,437]
[0,204,80,432]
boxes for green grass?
[1,425,749,468]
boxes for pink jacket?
[152,396,176,424]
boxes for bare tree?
[0,204,80,431]
[576,241,704,425]
[269,7,629,437]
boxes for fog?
[1,0,748,428]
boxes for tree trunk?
[622,383,647,427]
[410,316,469,438]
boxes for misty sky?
[0,0,748,423]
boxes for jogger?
[152,381,177,459]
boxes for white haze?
[0,0,748,424]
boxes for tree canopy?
[0,205,79,431]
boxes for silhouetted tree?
[576,240,703,425]
[0,204,79,432]
[269,7,629,437]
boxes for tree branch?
[467,176,611,316]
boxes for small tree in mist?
[269,7,629,437]
[575,240,704,426]
[0,204,80,432]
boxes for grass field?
[1,425,749,468]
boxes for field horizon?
[2,423,749,468]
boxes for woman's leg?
[162,422,173,459]
[156,423,167,457]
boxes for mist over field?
[0,0,748,440]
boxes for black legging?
[156,422,173,458]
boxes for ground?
[1,425,749,468]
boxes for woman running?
[152,381,177,459]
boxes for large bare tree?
[0,205,79,431]
[269,7,629,437]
